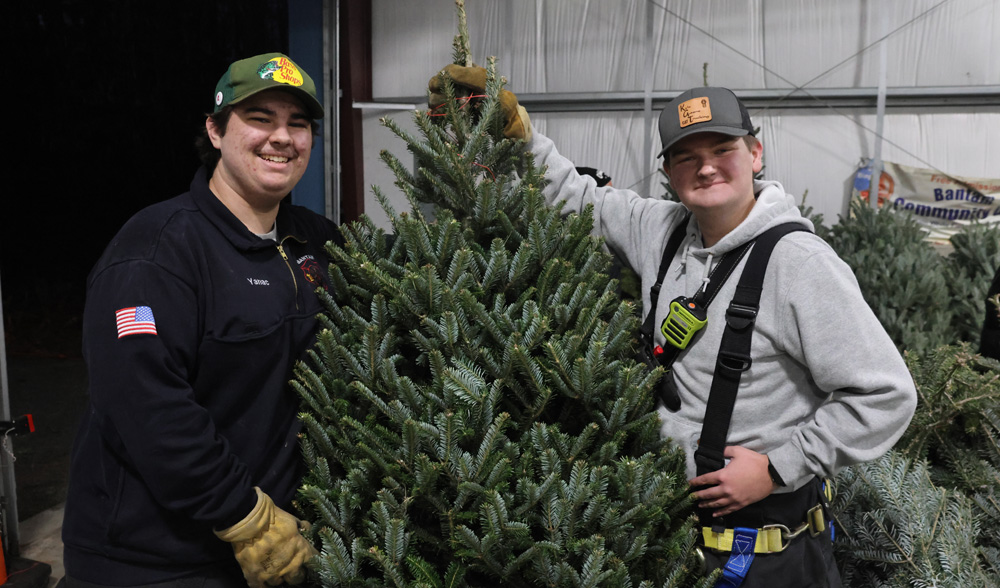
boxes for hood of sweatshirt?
[676,179,814,283]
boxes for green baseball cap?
[213,52,324,119]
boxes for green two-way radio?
[661,296,708,350]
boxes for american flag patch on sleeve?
[116,306,158,338]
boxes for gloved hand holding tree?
[215,487,318,588]
[428,63,532,142]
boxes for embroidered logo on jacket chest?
[297,255,329,291]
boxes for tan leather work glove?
[428,64,532,142]
[215,487,318,588]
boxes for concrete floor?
[3,283,84,585]
[18,503,64,586]
[4,352,84,586]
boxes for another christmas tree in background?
[821,200,1000,355]
[813,202,1000,586]
[831,346,1000,587]
[292,3,705,586]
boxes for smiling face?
[662,132,763,242]
[206,89,313,212]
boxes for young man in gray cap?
[431,70,916,586]
[62,53,341,588]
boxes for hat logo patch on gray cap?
[678,97,713,128]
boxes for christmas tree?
[813,202,1000,585]
[822,199,1000,354]
[832,346,1000,586]
[292,3,704,586]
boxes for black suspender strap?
[636,215,690,411]
[640,213,690,343]
[693,223,809,476]
[640,212,756,411]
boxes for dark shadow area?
[7,357,87,522]
[3,0,289,523]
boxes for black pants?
[59,570,246,588]
[699,478,842,588]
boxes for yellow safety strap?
[701,504,827,554]
[701,526,786,554]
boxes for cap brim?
[657,125,750,158]
[230,86,325,120]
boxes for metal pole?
[535,1,546,92]
[322,0,333,221]
[370,85,1000,113]
[870,3,889,210]
[325,0,342,224]
[642,0,655,197]
[0,274,21,556]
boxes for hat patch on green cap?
[257,57,304,87]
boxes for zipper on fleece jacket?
[276,239,300,310]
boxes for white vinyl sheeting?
[361,0,999,230]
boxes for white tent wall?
[361,0,999,230]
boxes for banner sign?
[852,159,1000,244]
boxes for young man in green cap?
[430,69,916,587]
[62,53,341,588]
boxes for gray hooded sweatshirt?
[530,132,916,492]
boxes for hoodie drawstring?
[701,253,714,292]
